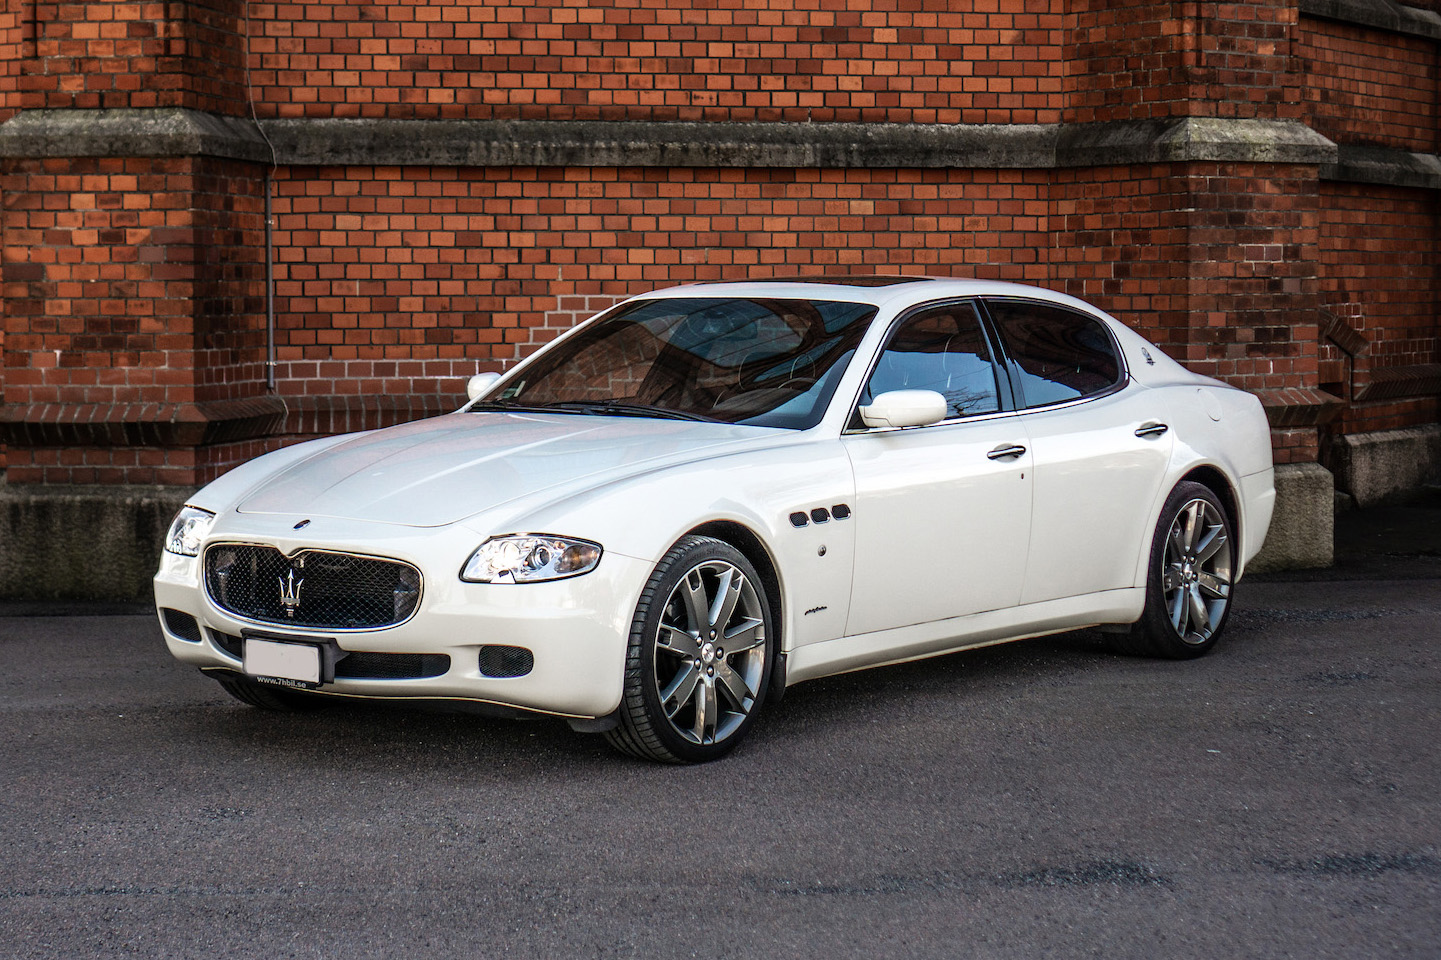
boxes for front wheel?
[1112,481,1235,659]
[605,536,775,763]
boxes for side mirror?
[859,389,947,429]
[466,372,502,402]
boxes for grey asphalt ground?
[2,493,1439,959]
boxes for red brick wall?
[1319,181,1440,434]
[246,0,1064,124]
[1049,162,1193,347]
[1064,0,1303,123]
[13,0,251,115]
[269,164,1056,403]
[1299,15,1439,152]
[1,153,268,483]
[2,0,1439,487]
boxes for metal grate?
[335,652,450,680]
[204,544,422,630]
[211,630,244,659]
[161,608,203,643]
[478,645,534,678]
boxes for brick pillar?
[1,0,281,488]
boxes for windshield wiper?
[470,399,717,422]
[468,400,581,415]
[545,400,719,422]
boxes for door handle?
[986,443,1027,461]
[1135,422,1169,439]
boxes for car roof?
[630,276,1100,312]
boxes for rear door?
[982,298,1174,605]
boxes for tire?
[605,535,775,763]
[211,672,321,711]
[1111,481,1236,659]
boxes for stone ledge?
[1056,118,1337,167]
[0,109,1342,171]
[1300,0,1441,40]
[1247,462,1335,573]
[262,117,1063,169]
[1321,144,1441,190]
[0,396,288,448]
[0,108,273,163]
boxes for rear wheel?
[605,536,774,763]
[1112,481,1235,659]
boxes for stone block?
[1330,425,1441,508]
[1248,462,1335,573]
[0,484,192,602]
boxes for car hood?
[235,412,777,527]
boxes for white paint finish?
[858,389,947,428]
[156,278,1276,720]
[787,588,1145,684]
[843,415,1032,636]
[1019,387,1175,603]
[518,439,859,649]
[236,413,779,527]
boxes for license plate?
[244,638,321,687]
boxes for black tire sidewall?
[1138,481,1235,659]
[628,537,775,763]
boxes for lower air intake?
[478,645,534,678]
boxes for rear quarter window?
[986,300,1123,408]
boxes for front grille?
[335,652,450,680]
[204,544,422,630]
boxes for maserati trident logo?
[278,568,304,618]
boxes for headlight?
[164,506,215,557]
[461,535,602,584]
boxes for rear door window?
[985,300,1123,408]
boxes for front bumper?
[154,538,650,720]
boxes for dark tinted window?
[495,297,877,429]
[862,302,1000,419]
[987,300,1121,408]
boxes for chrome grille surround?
[203,543,424,631]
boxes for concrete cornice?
[260,117,1064,169]
[0,108,274,164]
[1299,0,1441,40]
[7,108,1440,193]
[1322,144,1441,189]
[1055,118,1337,167]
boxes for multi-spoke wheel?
[1112,481,1235,659]
[606,535,774,763]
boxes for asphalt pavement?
[1,493,1438,959]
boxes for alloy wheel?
[652,560,767,745]
[1162,498,1233,644]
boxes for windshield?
[481,297,878,429]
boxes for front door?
[841,300,1033,637]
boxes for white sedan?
[155,277,1274,762]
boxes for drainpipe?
[265,169,275,391]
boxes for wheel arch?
[1177,463,1241,565]
[686,519,788,696]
